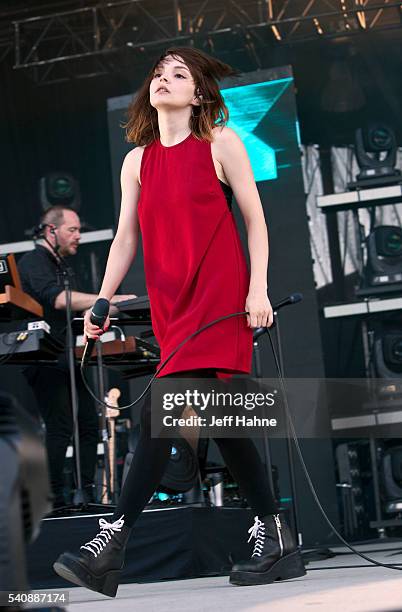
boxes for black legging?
[113,369,278,527]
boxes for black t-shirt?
[17,244,77,345]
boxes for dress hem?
[155,363,252,379]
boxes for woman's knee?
[140,369,217,437]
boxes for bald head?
[40,206,81,257]
[41,205,68,229]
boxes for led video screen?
[107,65,301,219]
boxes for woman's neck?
[157,109,192,147]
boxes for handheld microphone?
[253,293,303,340]
[81,298,110,367]
[273,292,303,311]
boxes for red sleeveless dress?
[137,132,253,379]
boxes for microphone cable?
[264,327,402,572]
[80,310,246,411]
[79,306,402,572]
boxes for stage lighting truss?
[0,0,400,84]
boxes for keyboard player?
[17,205,135,509]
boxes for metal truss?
[6,0,402,84]
[263,0,402,43]
[11,0,266,84]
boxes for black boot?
[53,515,131,597]
[230,513,306,586]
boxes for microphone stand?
[64,266,86,505]
[252,329,276,501]
[40,236,85,506]
[89,251,114,504]
[273,312,302,547]
[254,295,303,547]
[95,340,114,504]
[40,238,117,513]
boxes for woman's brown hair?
[124,46,238,146]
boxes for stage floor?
[35,541,402,612]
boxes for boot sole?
[229,551,306,586]
[53,554,121,598]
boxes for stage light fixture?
[374,331,402,377]
[371,324,402,407]
[383,334,402,371]
[370,330,402,405]
[39,172,81,211]
[353,124,400,185]
[357,226,402,296]
[380,445,402,515]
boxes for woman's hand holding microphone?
[245,288,274,329]
[83,294,137,342]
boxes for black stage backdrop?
[0,60,125,411]
[0,63,117,243]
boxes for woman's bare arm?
[212,127,272,328]
[98,146,144,301]
[213,126,268,290]
[84,146,144,338]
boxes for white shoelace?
[247,515,266,557]
[80,515,125,558]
